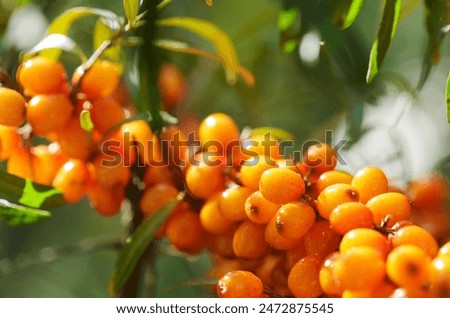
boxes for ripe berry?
[73,60,120,98]
[90,97,125,133]
[340,228,391,259]
[351,166,388,203]
[185,163,225,200]
[390,225,439,258]
[259,168,305,204]
[240,155,277,191]
[366,192,412,228]
[288,255,323,298]
[316,183,359,220]
[166,208,204,254]
[304,221,341,258]
[0,87,27,127]
[216,270,264,298]
[302,143,337,173]
[87,183,124,217]
[316,170,353,193]
[219,186,253,221]
[52,159,89,203]
[273,202,316,241]
[245,191,280,224]
[232,221,268,259]
[158,63,187,109]
[198,113,240,154]
[329,202,374,235]
[0,125,20,161]
[200,194,234,235]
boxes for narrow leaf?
[446,72,450,123]
[366,0,402,83]
[157,0,172,10]
[0,199,51,226]
[93,18,122,65]
[123,0,140,26]
[80,110,94,132]
[0,170,65,209]
[331,0,364,29]
[21,34,87,62]
[157,18,241,85]
[166,277,218,293]
[109,196,182,296]
[250,127,296,142]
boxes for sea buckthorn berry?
[304,220,341,258]
[0,125,20,161]
[7,146,33,180]
[166,208,204,254]
[90,154,130,188]
[198,113,240,154]
[340,228,391,259]
[439,242,450,257]
[158,63,187,109]
[52,159,89,203]
[55,117,91,160]
[73,60,120,98]
[366,192,412,228]
[90,97,125,133]
[287,255,323,298]
[233,221,268,259]
[351,166,388,203]
[265,217,301,250]
[200,195,234,235]
[386,244,432,291]
[101,130,137,167]
[390,225,439,258]
[329,202,374,235]
[240,155,277,191]
[302,142,337,173]
[86,183,124,217]
[319,252,343,297]
[0,87,26,127]
[31,143,66,186]
[334,246,386,291]
[316,170,353,193]
[219,186,253,221]
[205,225,237,258]
[409,209,450,242]
[241,134,283,161]
[259,168,305,204]
[140,183,179,219]
[429,256,450,297]
[143,165,176,187]
[274,202,316,241]
[284,240,307,271]
[244,191,280,224]
[185,163,225,200]
[120,120,153,165]
[216,270,264,298]
[316,183,359,220]
[407,174,449,210]
[27,94,73,135]
[160,125,189,166]
[254,254,284,288]
[17,56,67,95]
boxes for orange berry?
[304,220,341,258]
[316,170,353,193]
[0,87,26,127]
[143,165,176,187]
[439,242,450,257]
[351,166,388,203]
[284,240,307,271]
[17,56,67,95]
[317,183,359,220]
[366,192,412,227]
[166,208,204,254]
[245,190,280,224]
[90,97,125,133]
[73,61,120,98]
[429,255,450,297]
[259,168,305,204]
[31,143,66,186]
[90,153,130,188]
[140,183,179,219]
[407,174,449,210]
[265,217,301,250]
[198,113,240,154]
[302,143,337,173]
[200,195,234,235]
[216,270,263,298]
[329,202,374,235]
[274,202,316,240]
[55,117,91,160]
[390,225,439,258]
[233,221,268,259]
[240,155,277,191]
[160,125,189,167]
[219,186,253,221]
[87,183,124,217]
[319,252,343,297]
[241,134,283,161]
[52,159,89,203]
[7,146,33,179]
[119,120,153,165]
[288,255,323,298]
[340,228,391,259]
[158,63,187,109]
[27,94,73,135]
[185,163,225,200]
[0,125,20,161]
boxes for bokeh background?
[0,0,449,297]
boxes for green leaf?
[157,17,241,85]
[366,0,402,83]
[250,126,296,142]
[80,110,94,132]
[166,277,218,293]
[123,0,140,26]
[331,0,364,29]
[109,196,182,296]
[0,170,65,210]
[278,8,301,53]
[46,7,121,60]
[417,0,448,89]
[93,17,122,64]
[21,34,87,62]
[0,199,51,226]
[446,72,450,123]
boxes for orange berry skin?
[240,155,277,191]
[334,246,386,291]
[143,165,176,187]
[233,221,268,259]
[386,244,432,291]
[27,94,73,135]
[0,125,20,161]
[351,166,388,203]
[245,191,280,224]
[74,61,120,98]
[200,195,234,235]
[265,217,301,250]
[55,117,91,160]
[90,154,130,188]
[87,183,124,217]
[274,202,316,240]
[288,255,323,298]
[407,174,449,210]
[119,120,154,165]
[259,168,305,204]
[140,183,179,219]
[429,255,450,297]
[302,143,337,174]
[166,208,204,254]
[284,240,307,271]
[52,160,89,203]
[304,221,341,258]
[316,170,353,193]
[90,97,125,133]
[390,225,439,258]
[319,252,343,297]
[329,202,374,235]
[198,113,240,154]
[31,143,66,186]
[366,192,412,228]
[241,134,283,161]
[160,125,189,167]
[317,183,359,220]
[439,242,450,257]
[185,164,225,200]
[217,270,264,298]
[7,147,33,179]
[205,225,237,258]
[0,87,26,127]
[340,228,391,259]
[158,63,187,109]
[219,186,253,221]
